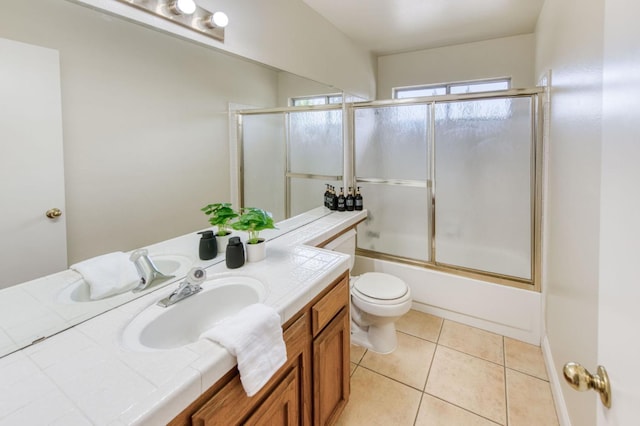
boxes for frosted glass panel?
[289,110,342,176]
[355,105,429,181]
[290,178,341,217]
[434,97,532,279]
[356,183,430,261]
[242,114,286,222]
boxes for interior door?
[597,0,640,422]
[0,37,67,288]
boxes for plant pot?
[245,239,266,262]
[216,231,232,254]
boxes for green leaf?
[231,207,276,242]
[201,203,239,235]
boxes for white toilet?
[325,229,412,354]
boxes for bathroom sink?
[121,275,267,351]
[57,254,193,303]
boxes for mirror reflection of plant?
[201,203,239,236]
[231,207,276,244]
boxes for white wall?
[377,34,535,99]
[535,0,605,425]
[277,72,342,107]
[75,0,377,100]
[0,0,281,264]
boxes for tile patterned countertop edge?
[0,208,366,425]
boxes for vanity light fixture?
[116,0,227,42]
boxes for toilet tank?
[323,229,357,270]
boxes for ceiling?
[303,0,545,56]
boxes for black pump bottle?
[198,230,218,260]
[225,236,245,269]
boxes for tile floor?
[336,310,559,426]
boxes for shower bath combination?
[238,88,542,290]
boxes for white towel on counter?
[200,303,287,397]
[70,252,139,300]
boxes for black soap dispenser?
[225,236,245,269]
[198,230,218,260]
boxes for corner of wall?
[542,335,572,426]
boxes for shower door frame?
[237,104,344,220]
[348,88,544,292]
[236,88,544,292]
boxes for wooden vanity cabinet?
[169,271,350,426]
[312,275,350,425]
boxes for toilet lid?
[353,272,408,300]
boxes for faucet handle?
[185,268,206,286]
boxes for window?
[291,94,343,106]
[393,78,510,99]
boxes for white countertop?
[0,208,366,425]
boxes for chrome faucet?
[129,249,175,292]
[157,267,205,307]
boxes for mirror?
[0,0,339,358]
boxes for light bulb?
[170,0,196,15]
[211,11,229,28]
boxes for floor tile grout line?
[505,365,550,382]
[412,392,425,426]
[356,364,428,394]
[434,341,507,369]
[396,330,439,345]
[436,341,505,367]
[435,317,444,343]
[422,341,435,393]
[502,335,509,426]
[422,391,505,426]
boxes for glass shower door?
[288,109,343,216]
[242,113,286,221]
[434,97,533,279]
[354,104,431,261]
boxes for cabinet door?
[245,367,299,426]
[191,313,311,426]
[313,307,350,426]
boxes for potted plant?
[231,207,276,262]
[201,203,239,253]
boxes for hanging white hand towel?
[70,252,139,300]
[200,303,287,397]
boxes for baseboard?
[542,335,571,426]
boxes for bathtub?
[353,253,541,345]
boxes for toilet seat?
[352,272,409,306]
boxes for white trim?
[542,334,572,426]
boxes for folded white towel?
[70,252,139,300]
[200,303,287,397]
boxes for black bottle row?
[324,185,363,212]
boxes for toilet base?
[350,320,398,354]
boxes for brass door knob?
[563,362,611,408]
[45,208,62,219]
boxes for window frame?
[290,93,343,107]
[392,77,511,99]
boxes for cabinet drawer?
[312,275,349,337]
